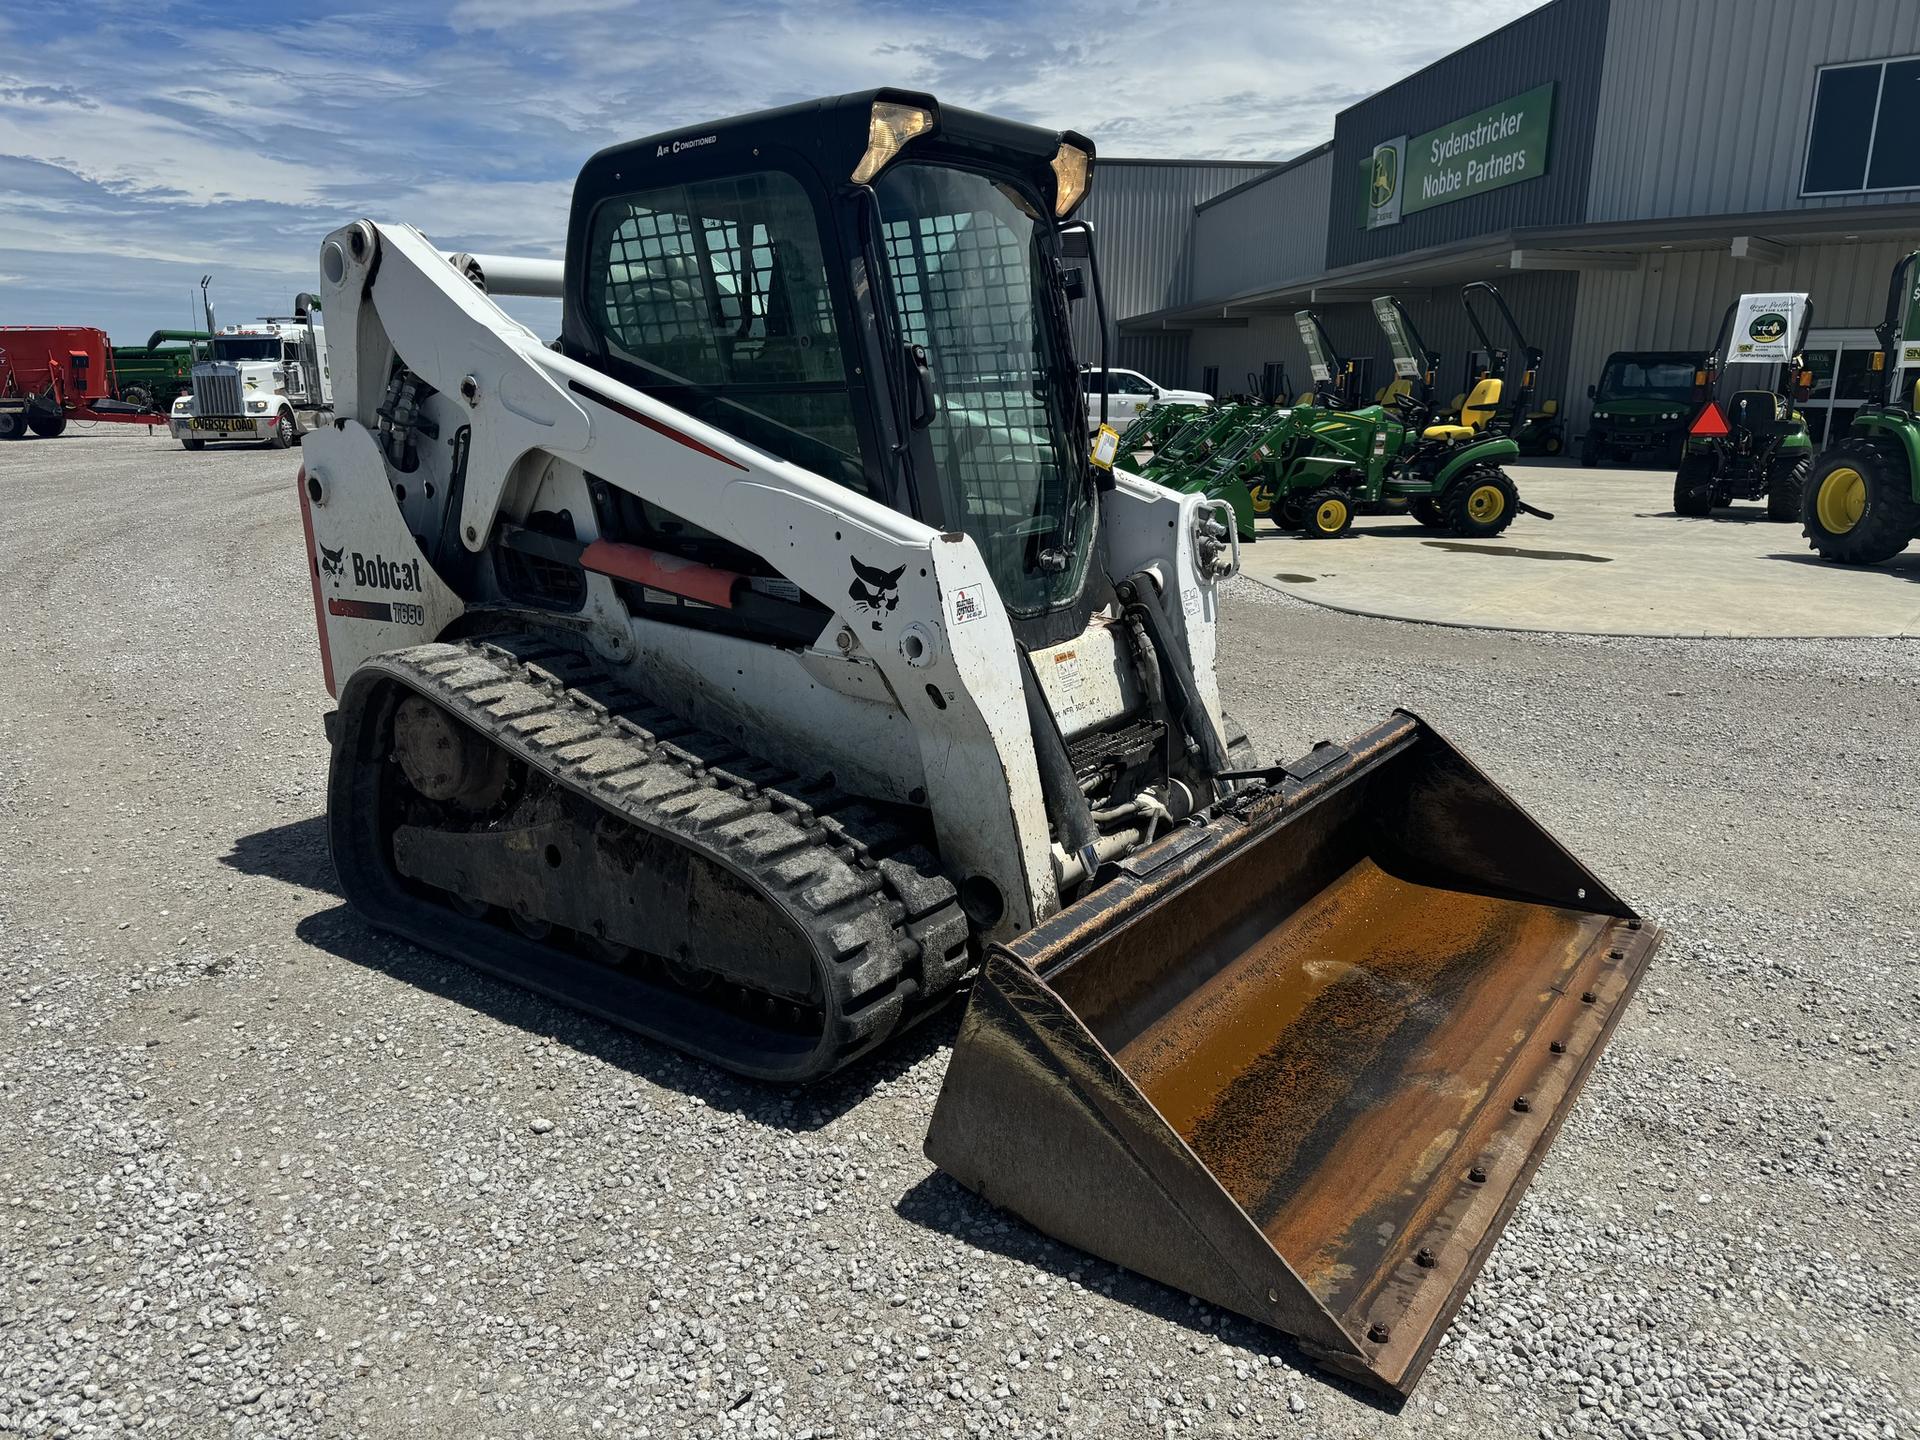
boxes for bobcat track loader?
[301,91,1659,1398]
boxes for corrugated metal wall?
[1563,236,1920,436]
[1071,159,1275,365]
[1189,271,1581,408]
[1326,0,1611,269]
[1189,148,1335,301]
[1588,0,1920,221]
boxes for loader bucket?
[924,712,1658,1399]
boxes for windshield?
[211,336,280,363]
[1598,358,1697,403]
[873,163,1090,617]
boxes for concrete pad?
[1238,461,1920,637]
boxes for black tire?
[1673,453,1715,517]
[1300,486,1354,539]
[0,411,27,440]
[1765,454,1810,522]
[1411,497,1447,529]
[181,438,206,451]
[1542,432,1564,456]
[1580,436,1600,468]
[121,385,155,412]
[267,409,296,449]
[1276,494,1307,529]
[27,413,66,438]
[1801,438,1920,565]
[1442,466,1519,537]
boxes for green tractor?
[111,329,208,413]
[1135,401,1262,485]
[1673,291,1814,520]
[1247,289,1540,539]
[1802,250,1920,564]
[1115,397,1206,458]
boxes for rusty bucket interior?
[925,714,1659,1398]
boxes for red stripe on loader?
[295,467,338,697]
[580,540,743,608]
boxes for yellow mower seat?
[1528,398,1559,419]
[1424,377,1503,441]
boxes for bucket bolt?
[1368,1323,1392,1344]
[1609,948,1625,960]
[1581,990,1597,1004]
[1550,1040,1567,1054]
[1415,1248,1438,1269]
[1513,1095,1532,1113]
[1468,1166,1488,1184]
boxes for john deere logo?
[1370,148,1398,208]
[1748,312,1787,344]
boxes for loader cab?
[562,89,1103,642]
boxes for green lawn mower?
[1247,290,1543,540]
[1802,250,1920,565]
[1673,292,1814,521]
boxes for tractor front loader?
[302,90,1658,1399]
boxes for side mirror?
[1586,383,1596,400]
[1150,386,1163,399]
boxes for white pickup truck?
[1081,367,1210,433]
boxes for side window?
[586,170,866,491]
[1121,373,1155,396]
[1803,57,1920,196]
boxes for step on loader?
[300,90,1659,1399]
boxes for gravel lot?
[3,429,1916,1439]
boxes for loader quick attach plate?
[924,712,1660,1398]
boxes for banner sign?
[1372,296,1422,377]
[1364,83,1554,227]
[1727,292,1809,364]
[1294,312,1332,382]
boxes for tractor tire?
[1673,454,1715,517]
[1443,467,1519,538]
[1543,433,1564,457]
[1801,438,1920,565]
[267,409,297,449]
[1411,497,1447,529]
[28,414,67,439]
[121,385,155,413]
[1765,454,1809,522]
[1580,436,1600,468]
[1300,487,1354,539]
[181,438,206,451]
[0,412,27,440]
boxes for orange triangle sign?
[1689,402,1730,437]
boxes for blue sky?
[0,0,1545,343]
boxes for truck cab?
[171,302,331,450]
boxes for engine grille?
[192,365,243,417]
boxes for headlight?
[172,396,190,410]
[248,399,269,413]
[851,101,933,184]
[1051,142,1092,217]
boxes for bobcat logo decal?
[319,542,345,579]
[848,556,904,632]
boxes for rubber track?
[339,633,973,1079]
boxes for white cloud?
[0,0,1548,339]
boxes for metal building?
[1104,0,1920,451]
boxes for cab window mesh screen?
[880,200,1057,530]
[586,170,864,491]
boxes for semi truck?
[169,297,332,450]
